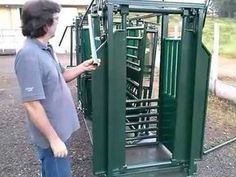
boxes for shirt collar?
[26,37,50,50]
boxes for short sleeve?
[15,52,46,102]
[59,63,66,73]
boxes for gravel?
[0,55,235,177]
[0,55,93,177]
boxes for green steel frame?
[75,0,211,176]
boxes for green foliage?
[203,17,236,58]
[212,0,236,17]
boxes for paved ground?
[0,54,235,177]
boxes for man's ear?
[43,25,48,33]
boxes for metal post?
[120,5,129,30]
[209,23,219,94]
[69,25,73,67]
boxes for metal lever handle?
[88,14,100,65]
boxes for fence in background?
[209,23,236,104]
[0,28,24,55]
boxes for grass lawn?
[203,17,236,58]
[168,15,236,58]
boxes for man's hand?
[81,59,101,72]
[49,138,68,158]
[62,59,101,82]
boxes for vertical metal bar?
[174,9,197,166]
[70,26,73,67]
[149,31,159,142]
[189,9,211,175]
[75,17,81,105]
[159,14,168,96]
[75,18,80,65]
[188,11,202,176]
[172,40,179,97]
[107,3,127,176]
[121,10,127,29]
[148,31,158,99]
[91,12,108,177]
[159,15,175,151]
[120,5,128,30]
[138,23,147,99]
[107,4,114,176]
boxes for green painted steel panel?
[92,39,108,175]
[90,13,108,175]
[100,4,127,176]
[81,75,92,118]
[191,43,211,159]
[174,14,198,162]
[76,28,93,119]
[159,39,180,152]
[77,25,101,120]
[107,30,127,175]
[81,28,92,60]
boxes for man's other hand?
[49,138,68,158]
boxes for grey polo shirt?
[15,38,80,148]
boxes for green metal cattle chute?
[76,0,211,176]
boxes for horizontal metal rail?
[127,26,145,30]
[125,141,158,148]
[108,0,206,9]
[126,127,157,134]
[126,120,158,126]
[127,61,141,68]
[127,78,139,87]
[126,113,158,119]
[128,7,182,14]
[126,134,158,141]
[127,45,138,50]
[203,137,236,155]
[128,13,158,21]
[127,91,139,100]
[126,161,173,170]
[127,54,138,59]
[146,29,158,33]
[126,105,158,111]
[127,36,142,40]
[126,98,159,103]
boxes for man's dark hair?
[21,0,61,38]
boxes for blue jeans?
[36,145,72,177]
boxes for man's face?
[47,13,59,38]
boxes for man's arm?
[23,101,67,157]
[62,59,99,82]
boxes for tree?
[212,0,236,17]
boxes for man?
[14,0,99,176]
